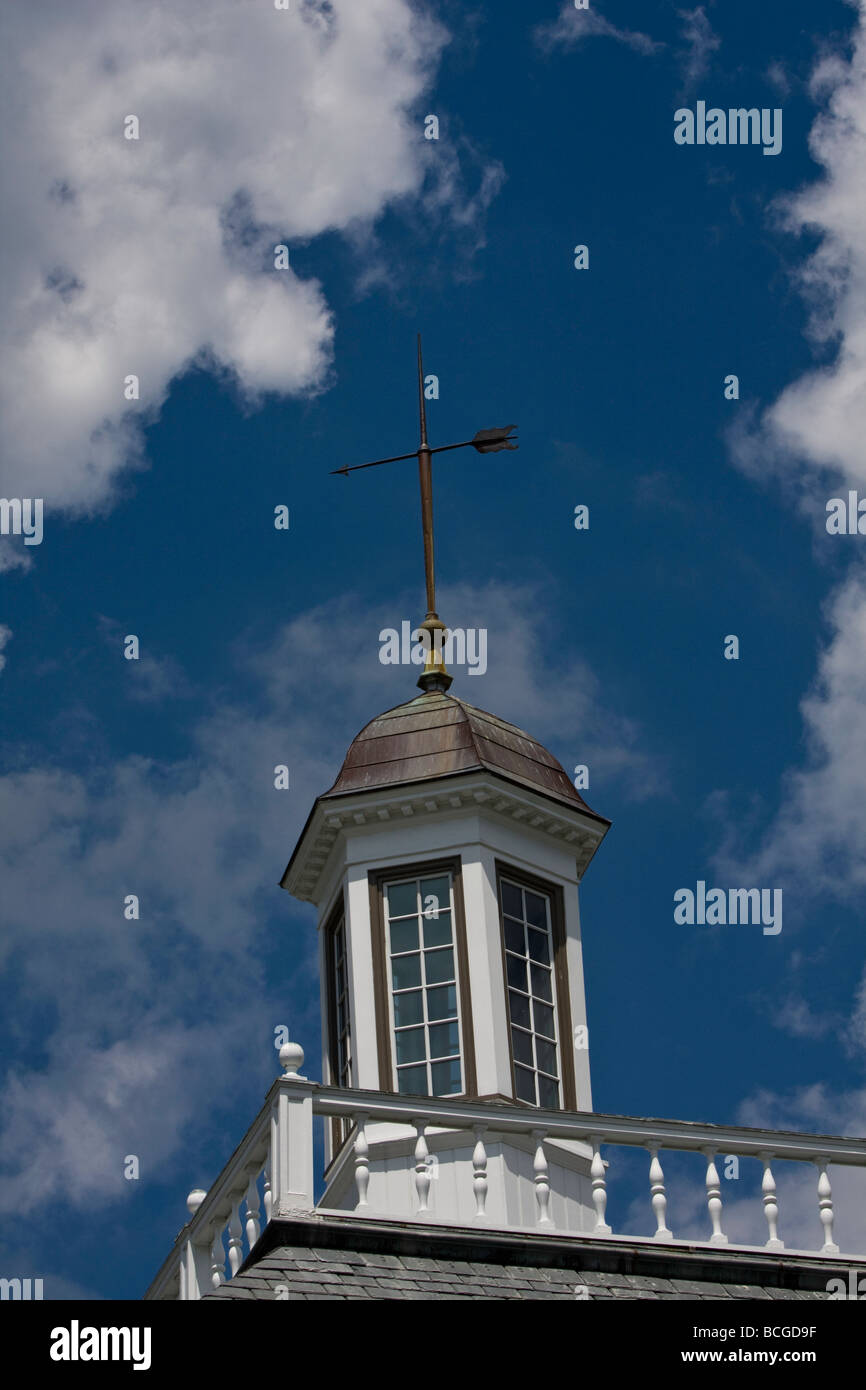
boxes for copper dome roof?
[322,690,607,823]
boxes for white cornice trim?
[282,771,608,903]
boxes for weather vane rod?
[332,335,517,691]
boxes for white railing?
[144,1041,866,1300]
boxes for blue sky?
[2,0,866,1298]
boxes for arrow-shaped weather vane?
[332,335,517,692]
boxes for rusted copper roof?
[322,691,607,823]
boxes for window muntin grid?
[384,872,464,1097]
[499,876,561,1109]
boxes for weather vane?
[332,335,517,692]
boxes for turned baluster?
[245,1174,261,1250]
[414,1122,431,1213]
[589,1137,611,1234]
[209,1230,225,1290]
[532,1130,552,1225]
[816,1160,839,1254]
[227,1200,244,1276]
[761,1153,784,1249]
[703,1149,727,1245]
[472,1126,488,1219]
[262,1159,273,1225]
[648,1148,672,1241]
[354,1113,370,1208]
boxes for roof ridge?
[451,696,538,744]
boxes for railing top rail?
[189,1097,271,1226]
[310,1083,866,1163]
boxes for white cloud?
[0,625,11,674]
[845,966,866,1056]
[771,994,837,1040]
[720,6,866,906]
[535,4,662,56]
[732,2,866,496]
[766,60,792,99]
[0,0,484,514]
[712,569,866,900]
[0,1022,242,1215]
[97,618,193,703]
[0,543,32,576]
[677,6,721,92]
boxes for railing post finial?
[186,1188,207,1217]
[279,1039,306,1079]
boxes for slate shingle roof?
[203,1214,837,1302]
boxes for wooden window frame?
[494,859,577,1112]
[368,857,477,1098]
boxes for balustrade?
[145,1039,866,1301]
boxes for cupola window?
[497,870,573,1109]
[330,911,352,1090]
[324,903,354,1149]
[384,871,464,1097]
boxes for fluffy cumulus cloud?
[0,1022,235,1216]
[0,582,654,1214]
[733,2,866,497]
[535,3,662,57]
[713,569,866,898]
[0,0,458,512]
[720,7,866,905]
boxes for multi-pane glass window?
[331,914,352,1090]
[330,912,353,1148]
[499,877,561,1109]
[384,873,463,1097]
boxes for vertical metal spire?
[416,334,436,620]
[415,334,451,692]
